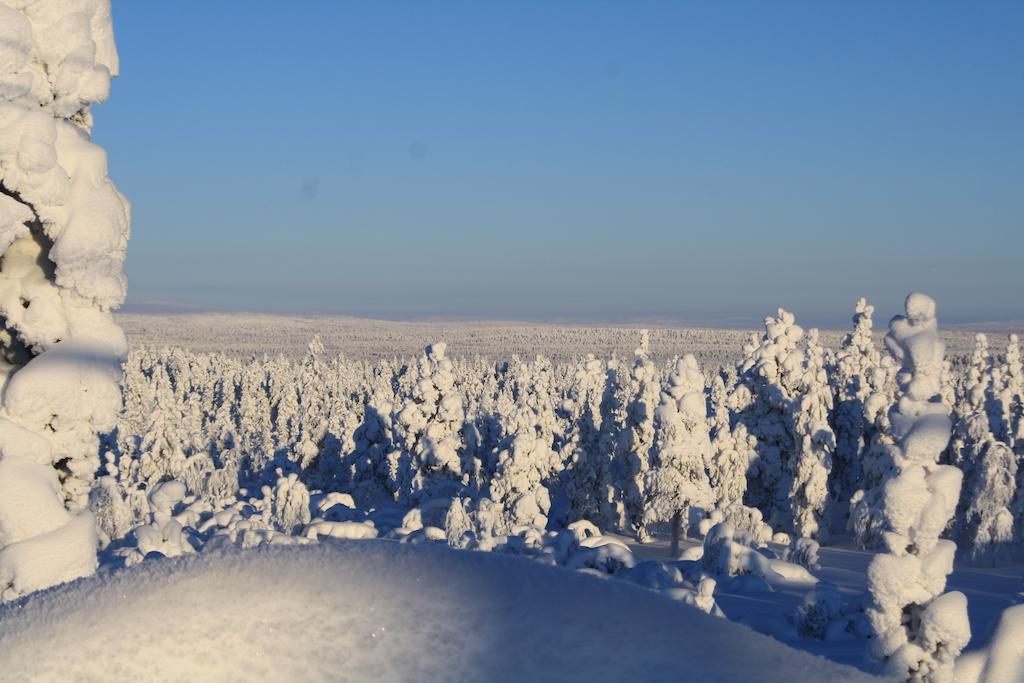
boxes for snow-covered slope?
[0,541,880,682]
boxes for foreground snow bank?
[0,541,879,682]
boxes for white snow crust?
[0,541,882,682]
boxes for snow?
[115,312,993,366]
[0,0,129,599]
[864,293,969,681]
[0,511,95,601]
[101,296,1024,678]
[957,604,1024,683]
[0,541,880,682]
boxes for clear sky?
[96,1,1023,327]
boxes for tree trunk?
[670,509,683,557]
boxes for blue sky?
[96,1,1023,327]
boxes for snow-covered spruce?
[615,331,661,539]
[707,372,750,510]
[832,299,892,517]
[947,333,1018,565]
[993,334,1023,449]
[388,342,466,504]
[958,440,1015,566]
[731,313,802,533]
[563,353,607,524]
[864,293,970,683]
[0,0,129,601]
[488,355,561,530]
[787,328,835,541]
[732,310,835,539]
[641,353,713,552]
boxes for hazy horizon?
[118,298,1024,333]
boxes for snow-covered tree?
[593,353,628,529]
[0,0,129,600]
[832,299,884,511]
[388,343,466,504]
[949,335,996,467]
[489,357,561,530]
[641,354,713,551]
[733,309,834,538]
[993,334,1023,449]
[959,440,1015,566]
[269,471,311,534]
[787,329,835,540]
[616,331,661,538]
[864,293,970,682]
[707,372,754,511]
[732,312,805,530]
[564,354,606,523]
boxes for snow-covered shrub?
[784,537,821,572]
[89,472,132,547]
[269,470,312,534]
[697,504,774,547]
[114,480,195,567]
[700,522,781,580]
[444,496,476,548]
[0,0,129,599]
[303,520,378,541]
[864,293,970,682]
[564,534,636,575]
[794,582,843,639]
[697,521,821,591]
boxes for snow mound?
[0,541,880,682]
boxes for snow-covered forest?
[70,295,1018,680]
[109,300,1024,560]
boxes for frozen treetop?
[884,293,951,461]
[0,0,129,339]
[635,328,650,359]
[426,341,447,362]
[0,0,118,120]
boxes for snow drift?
[0,541,880,682]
